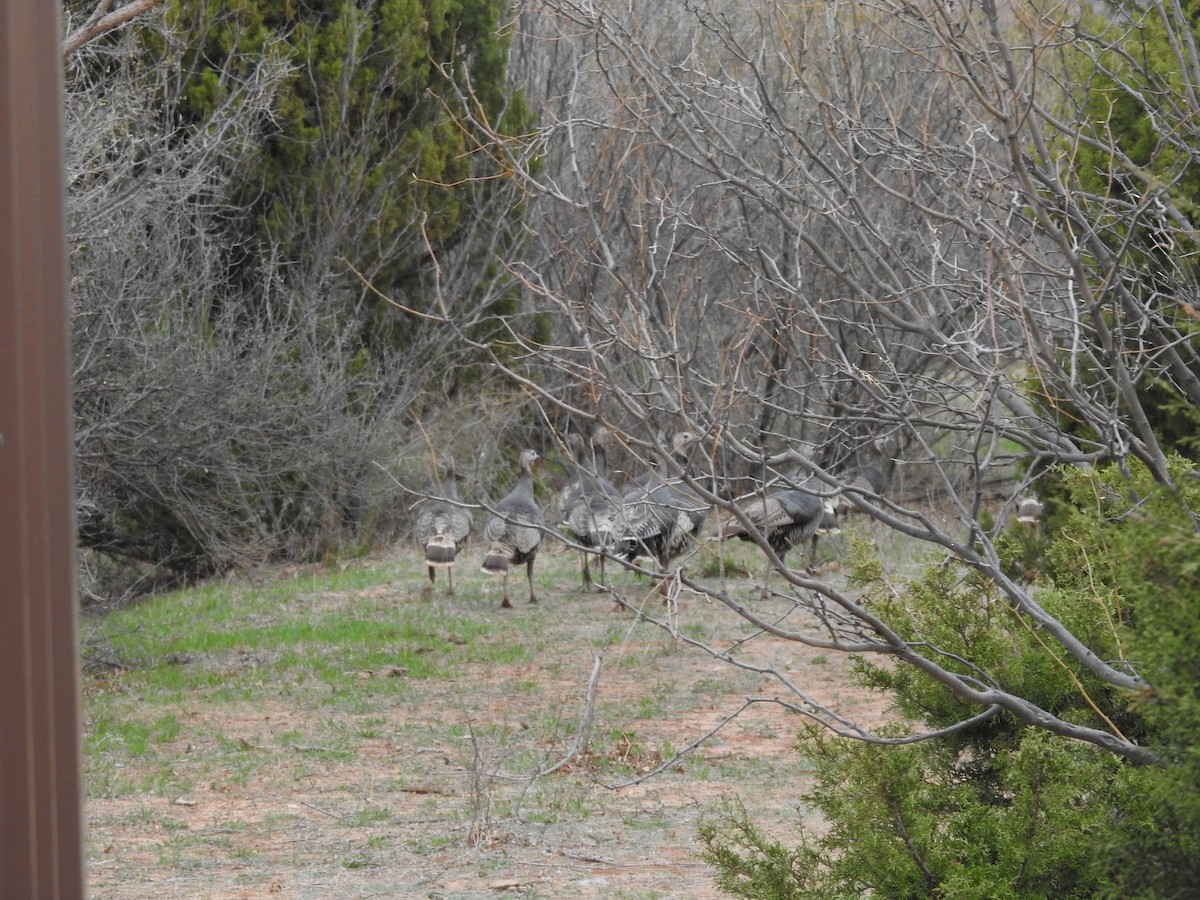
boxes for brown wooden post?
[0,1,87,897]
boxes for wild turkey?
[558,429,623,590]
[1016,495,1043,525]
[624,431,694,492]
[612,432,708,572]
[720,484,835,571]
[480,449,544,608]
[413,455,472,594]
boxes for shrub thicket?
[700,458,1200,897]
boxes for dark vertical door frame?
[0,1,86,897]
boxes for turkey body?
[722,488,827,565]
[559,430,623,590]
[611,432,708,572]
[481,449,544,608]
[414,460,472,594]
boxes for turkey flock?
[413,428,885,607]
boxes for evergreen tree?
[150,0,533,337]
[1055,0,1200,460]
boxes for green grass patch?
[87,713,180,757]
[83,546,859,895]
[86,576,500,705]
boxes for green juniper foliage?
[701,458,1200,898]
[134,0,533,338]
[1042,0,1200,463]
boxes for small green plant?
[347,806,395,827]
[699,798,812,900]
[692,677,732,694]
[622,809,670,831]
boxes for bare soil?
[85,547,891,899]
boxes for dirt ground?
[85,548,893,899]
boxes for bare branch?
[63,0,162,57]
